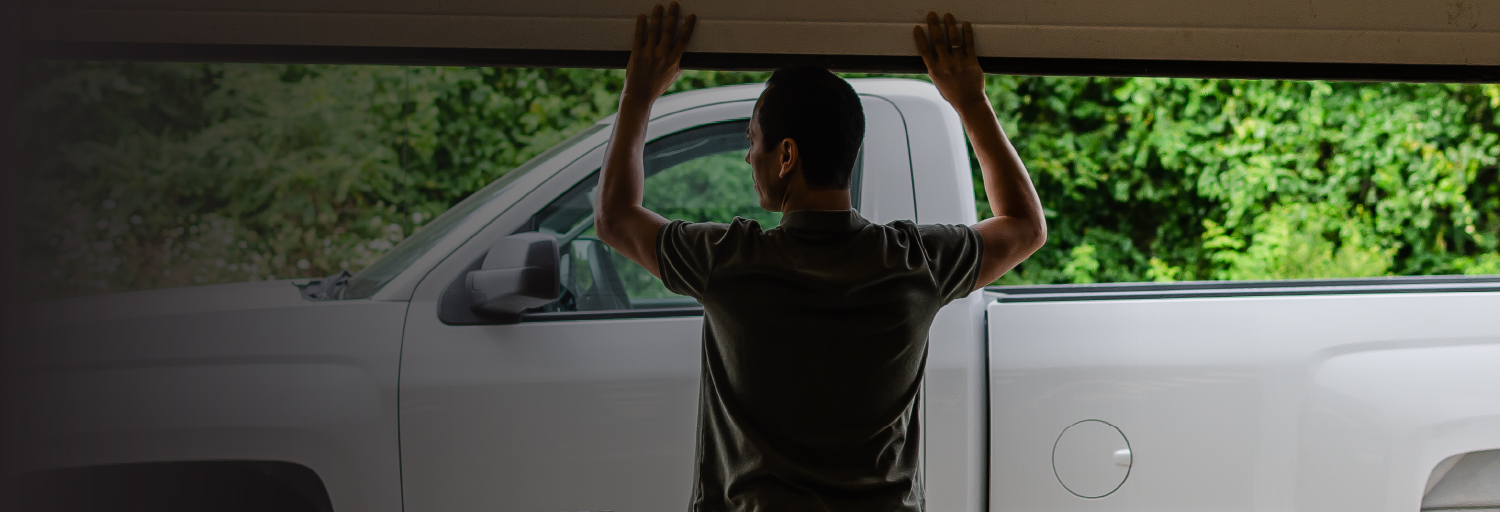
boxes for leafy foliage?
[13,62,1496,300]
[646,152,779,227]
[977,76,1499,284]
[15,63,765,298]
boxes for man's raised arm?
[914,12,1048,290]
[595,2,697,278]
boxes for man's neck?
[778,182,852,213]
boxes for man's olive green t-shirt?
[655,209,984,512]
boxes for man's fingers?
[912,25,935,63]
[664,2,679,52]
[939,12,955,53]
[963,21,975,59]
[633,13,648,50]
[945,13,961,55]
[675,13,697,56]
[926,11,945,59]
[647,3,663,47]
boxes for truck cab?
[387,78,991,511]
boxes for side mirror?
[466,233,560,316]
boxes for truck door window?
[520,119,862,314]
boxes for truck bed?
[982,274,1499,512]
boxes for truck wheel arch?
[1423,449,1500,511]
[3,460,333,512]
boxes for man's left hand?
[623,2,697,104]
[595,2,695,278]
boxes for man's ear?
[778,138,799,179]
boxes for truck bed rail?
[984,275,1501,303]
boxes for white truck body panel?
[8,281,407,512]
[988,292,1500,511]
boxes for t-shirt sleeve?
[918,223,986,304]
[655,220,733,299]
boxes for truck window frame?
[436,118,866,324]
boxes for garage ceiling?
[11,0,1498,71]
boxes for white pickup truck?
[5,79,1498,512]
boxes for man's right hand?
[913,12,987,109]
[914,12,1049,290]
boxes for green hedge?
[981,76,1498,283]
[14,63,1497,299]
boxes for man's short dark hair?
[757,66,864,189]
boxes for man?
[595,3,1046,510]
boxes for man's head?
[746,66,864,211]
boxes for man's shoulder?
[893,221,984,260]
[666,217,764,234]
[875,219,978,239]
[661,217,770,246]
[912,221,979,236]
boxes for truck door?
[397,94,913,511]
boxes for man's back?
[595,6,1045,511]
[657,210,982,511]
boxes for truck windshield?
[343,124,607,299]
